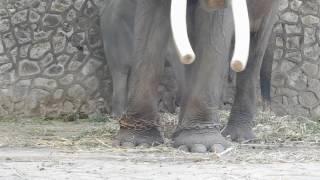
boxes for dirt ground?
[1,148,320,180]
[0,112,319,179]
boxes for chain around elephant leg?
[172,101,231,153]
[113,114,163,147]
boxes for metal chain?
[119,114,159,131]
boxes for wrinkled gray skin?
[100,1,181,116]
[100,0,279,152]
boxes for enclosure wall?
[0,0,319,119]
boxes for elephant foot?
[111,106,125,118]
[222,123,256,143]
[113,127,164,147]
[172,128,230,153]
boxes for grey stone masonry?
[272,0,320,119]
[0,0,320,119]
[0,0,111,117]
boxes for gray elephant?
[100,0,182,116]
[100,0,279,152]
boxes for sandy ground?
[0,148,320,180]
[0,115,319,179]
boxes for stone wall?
[271,0,320,118]
[0,0,111,117]
[0,0,320,119]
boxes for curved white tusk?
[170,0,196,64]
[230,0,250,72]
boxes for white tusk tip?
[181,54,196,64]
[231,60,245,72]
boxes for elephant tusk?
[170,0,196,64]
[230,0,250,72]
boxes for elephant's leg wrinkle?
[173,95,231,152]
[174,85,230,153]
[114,0,170,147]
[177,95,220,128]
[223,13,278,142]
[173,6,233,153]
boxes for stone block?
[280,12,299,23]
[30,42,51,59]
[18,60,40,77]
[299,91,318,108]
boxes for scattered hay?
[0,110,320,163]
[215,110,320,145]
[254,111,320,144]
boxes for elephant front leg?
[222,14,277,142]
[172,4,233,153]
[113,0,170,147]
[114,60,165,147]
[173,96,231,153]
[222,38,263,142]
[110,70,129,117]
[221,63,257,142]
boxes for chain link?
[119,114,159,131]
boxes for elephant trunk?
[170,0,250,72]
[230,0,250,72]
[170,0,196,64]
[202,0,250,72]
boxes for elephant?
[100,1,182,116]
[100,0,279,152]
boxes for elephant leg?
[260,34,275,110]
[161,39,185,111]
[114,0,170,147]
[166,39,185,107]
[100,0,135,117]
[172,4,233,153]
[222,15,277,142]
[111,70,129,117]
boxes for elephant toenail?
[178,145,189,152]
[190,144,207,153]
[122,142,135,148]
[210,144,225,153]
[138,143,150,148]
